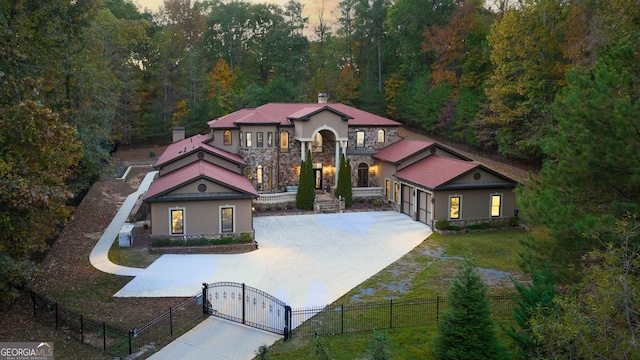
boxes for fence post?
[80,314,84,344]
[242,283,246,325]
[31,290,36,318]
[170,307,173,336]
[128,329,133,355]
[202,283,208,315]
[55,303,58,330]
[284,305,291,341]
[341,304,344,335]
[436,296,440,324]
[103,322,106,351]
[389,299,393,329]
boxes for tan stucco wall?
[159,152,242,176]
[150,199,254,237]
[433,188,516,222]
[169,179,230,194]
[210,129,241,153]
[294,112,348,140]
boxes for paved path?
[89,171,157,277]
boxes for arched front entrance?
[357,163,369,187]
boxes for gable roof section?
[208,102,400,129]
[374,139,472,164]
[374,139,435,164]
[395,155,518,190]
[287,105,353,121]
[155,134,245,169]
[145,160,258,201]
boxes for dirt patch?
[0,146,187,358]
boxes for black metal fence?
[28,289,206,358]
[290,294,517,338]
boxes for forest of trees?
[1,0,638,358]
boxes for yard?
[0,136,532,359]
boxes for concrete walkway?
[89,170,157,277]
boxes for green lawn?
[265,229,529,359]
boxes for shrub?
[467,222,491,230]
[148,150,156,158]
[435,219,451,230]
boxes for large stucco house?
[144,94,518,239]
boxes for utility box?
[119,224,135,247]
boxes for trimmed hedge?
[152,233,253,247]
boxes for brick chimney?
[172,126,185,143]
[318,93,328,104]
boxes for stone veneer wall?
[347,127,400,151]
[240,127,400,191]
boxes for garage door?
[416,190,429,224]
[401,184,413,215]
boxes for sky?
[134,0,340,37]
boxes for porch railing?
[352,187,383,198]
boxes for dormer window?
[223,130,232,145]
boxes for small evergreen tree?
[433,260,509,360]
[366,331,390,360]
[335,153,353,207]
[506,262,556,357]
[296,149,315,210]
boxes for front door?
[313,169,322,190]
[357,163,368,187]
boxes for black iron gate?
[203,282,291,337]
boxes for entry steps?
[314,193,340,213]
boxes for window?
[377,129,385,143]
[239,131,244,147]
[312,133,323,152]
[449,196,461,220]
[223,130,232,145]
[257,165,263,186]
[220,207,234,233]
[245,165,252,181]
[246,132,252,147]
[385,179,390,198]
[356,131,365,149]
[280,131,289,152]
[170,209,184,235]
[267,132,273,147]
[257,132,263,148]
[491,194,502,217]
[394,183,400,203]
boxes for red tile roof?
[208,103,400,128]
[373,139,435,163]
[145,160,258,200]
[155,134,245,168]
[395,155,479,189]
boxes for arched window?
[377,129,385,143]
[312,133,323,152]
[280,131,289,152]
[223,130,232,145]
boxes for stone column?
[301,141,306,162]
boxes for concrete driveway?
[115,211,431,310]
[137,211,431,360]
